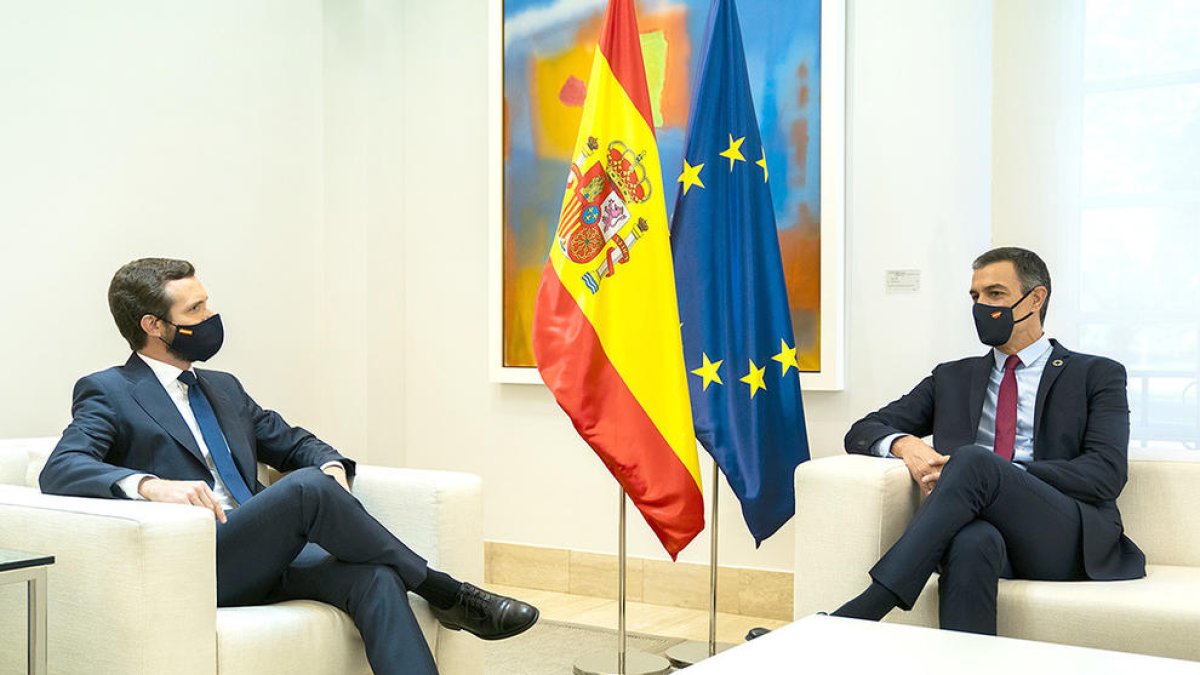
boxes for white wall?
[0,1,328,441]
[992,0,1084,345]
[396,0,994,571]
[1,0,995,574]
[315,0,411,465]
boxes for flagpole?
[707,461,719,655]
[665,460,733,667]
[619,487,627,671]
[573,488,672,675]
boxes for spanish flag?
[532,0,704,558]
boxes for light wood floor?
[485,583,789,644]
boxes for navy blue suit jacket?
[40,354,354,499]
[845,340,1145,581]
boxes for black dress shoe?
[430,583,539,641]
[745,626,771,641]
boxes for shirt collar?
[136,353,195,389]
[992,334,1053,370]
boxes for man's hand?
[138,477,227,524]
[322,463,351,492]
[891,436,948,497]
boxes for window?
[1076,1,1200,449]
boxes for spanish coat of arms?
[557,137,652,294]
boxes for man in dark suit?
[40,258,539,675]
[834,247,1145,635]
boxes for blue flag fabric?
[670,0,811,545]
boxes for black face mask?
[160,314,224,362]
[973,289,1036,347]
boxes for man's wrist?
[135,475,157,498]
[890,435,914,459]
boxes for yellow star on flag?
[772,338,799,376]
[740,359,767,399]
[690,353,724,391]
[756,152,769,183]
[719,135,746,171]
[677,160,705,196]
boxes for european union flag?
[670,0,811,545]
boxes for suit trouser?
[870,445,1087,635]
[215,467,438,675]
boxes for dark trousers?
[215,467,438,675]
[871,445,1087,635]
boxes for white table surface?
[684,615,1200,674]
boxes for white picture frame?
[488,0,845,390]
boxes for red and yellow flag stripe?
[532,0,703,558]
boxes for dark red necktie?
[994,354,1020,461]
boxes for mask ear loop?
[1011,288,1038,325]
[154,315,177,348]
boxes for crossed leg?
[840,446,1087,634]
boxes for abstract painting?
[495,0,838,385]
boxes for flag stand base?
[573,650,672,675]
[664,640,735,668]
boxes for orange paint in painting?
[570,6,693,127]
[778,212,820,313]
[528,3,692,162]
[530,43,595,160]
[503,97,510,161]
[779,204,821,371]
[790,62,812,190]
[790,118,809,189]
[503,221,544,367]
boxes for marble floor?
[484,583,790,644]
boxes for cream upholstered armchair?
[793,452,1200,662]
[0,437,483,675]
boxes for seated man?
[40,257,538,675]
[835,247,1145,634]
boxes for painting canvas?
[498,0,833,381]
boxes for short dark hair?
[972,247,1051,322]
[108,258,195,350]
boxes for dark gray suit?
[41,354,438,674]
[845,340,1145,632]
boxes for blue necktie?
[177,371,255,505]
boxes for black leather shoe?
[745,626,771,641]
[430,583,539,641]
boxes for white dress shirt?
[118,354,340,510]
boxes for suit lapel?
[195,371,257,488]
[124,355,207,469]
[1034,340,1071,447]
[967,352,993,436]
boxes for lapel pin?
[1052,359,1064,367]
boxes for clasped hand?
[137,477,228,523]
[891,436,948,497]
[137,465,351,522]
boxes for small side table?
[0,548,54,675]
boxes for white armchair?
[0,437,483,675]
[793,453,1200,661]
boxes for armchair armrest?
[351,465,483,579]
[0,485,217,675]
[793,456,920,618]
[351,466,483,675]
